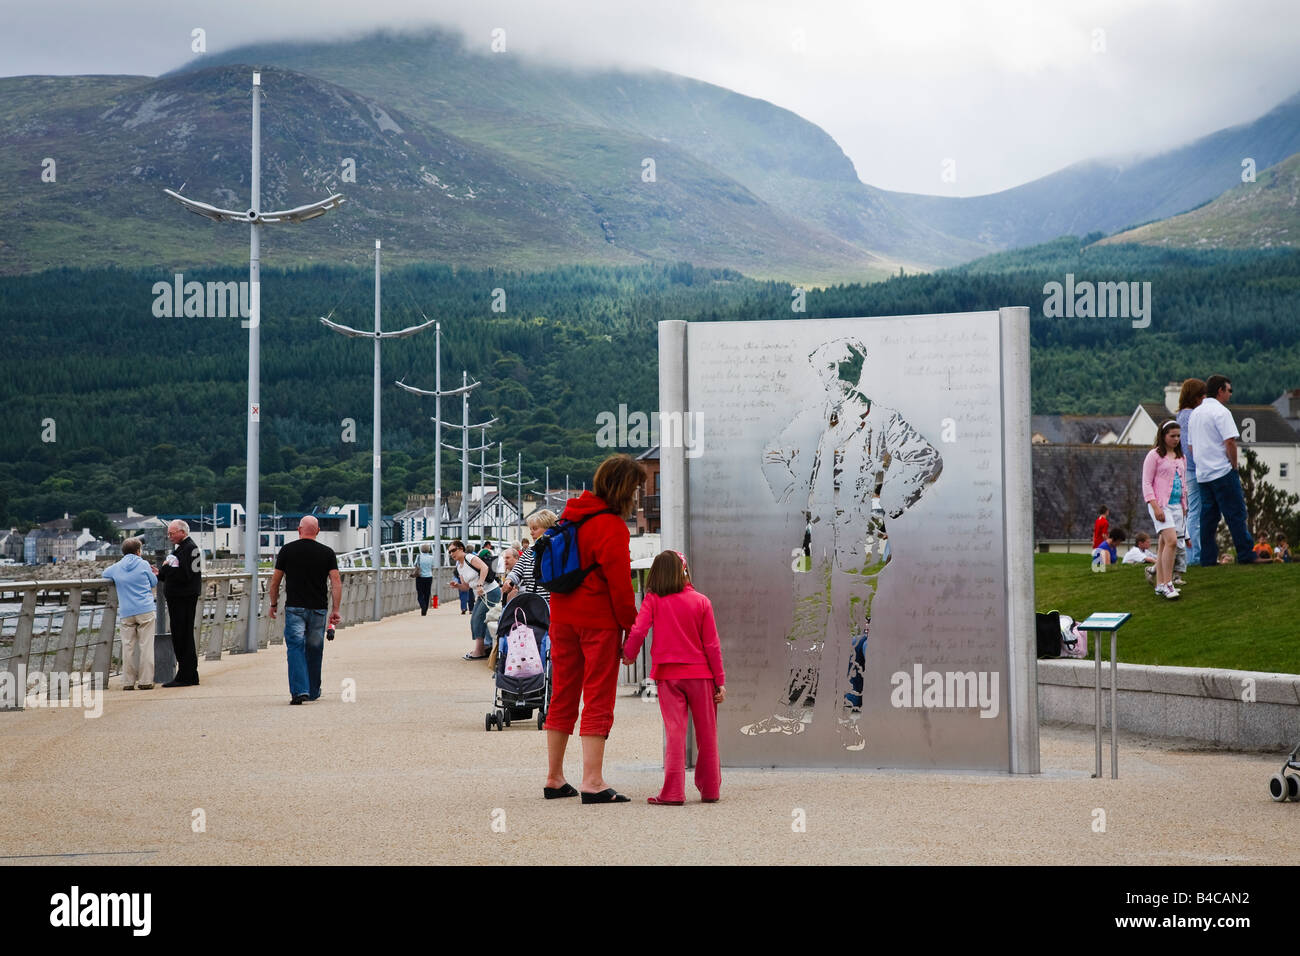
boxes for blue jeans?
[284,607,327,698]
[1198,470,1255,566]
[470,585,501,643]
[1185,473,1202,565]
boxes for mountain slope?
[166,29,985,269]
[0,65,887,281]
[886,91,1300,250]
[1099,152,1299,249]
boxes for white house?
[460,488,521,542]
[250,506,371,558]
[393,503,450,544]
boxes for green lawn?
[1033,553,1300,673]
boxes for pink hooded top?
[623,583,725,684]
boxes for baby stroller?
[485,591,551,732]
[1267,741,1300,802]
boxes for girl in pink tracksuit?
[622,550,725,805]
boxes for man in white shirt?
[1187,374,1257,566]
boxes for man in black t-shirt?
[269,516,342,705]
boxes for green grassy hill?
[1034,553,1299,673]
[1100,153,1300,250]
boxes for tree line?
[2,241,1297,524]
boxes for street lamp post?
[396,353,488,562]
[164,69,344,654]
[320,240,434,621]
[442,422,496,542]
[484,447,535,542]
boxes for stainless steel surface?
[1095,630,1103,778]
[680,312,1027,770]
[1111,630,1119,779]
[659,320,693,764]
[999,307,1039,773]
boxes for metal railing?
[336,538,520,570]
[1,568,418,707]
[337,541,433,569]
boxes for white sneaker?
[1156,584,1180,599]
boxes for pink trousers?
[656,678,721,802]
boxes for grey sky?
[6,0,1300,196]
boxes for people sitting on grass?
[1091,528,1125,571]
[1253,539,1274,562]
[1273,533,1292,563]
[1122,533,1157,565]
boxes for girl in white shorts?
[1142,420,1189,599]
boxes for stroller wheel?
[485,713,493,733]
[1269,773,1290,802]
[537,711,545,730]
[495,709,506,731]
[1288,774,1300,801]
[504,712,512,728]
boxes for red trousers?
[656,678,721,802]
[544,622,621,737]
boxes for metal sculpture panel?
[682,313,1017,769]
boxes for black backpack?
[1035,611,1062,658]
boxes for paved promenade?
[1,605,1293,865]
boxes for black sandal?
[543,783,579,799]
[462,652,489,661]
[580,788,630,804]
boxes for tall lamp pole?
[395,325,477,565]
[484,447,535,541]
[320,240,434,621]
[443,422,496,542]
[164,69,344,654]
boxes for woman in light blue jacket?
[415,543,436,616]
[102,537,159,689]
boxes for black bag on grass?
[1036,611,1062,658]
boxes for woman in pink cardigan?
[622,550,725,805]
[1142,420,1189,599]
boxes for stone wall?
[1039,658,1300,751]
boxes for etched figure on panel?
[740,336,943,750]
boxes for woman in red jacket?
[542,454,643,804]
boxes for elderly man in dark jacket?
[158,519,202,687]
